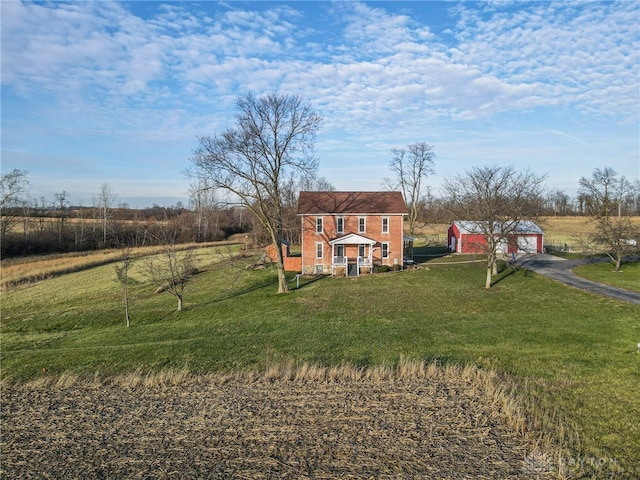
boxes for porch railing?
[333,256,347,266]
[357,256,372,267]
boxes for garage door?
[517,236,537,253]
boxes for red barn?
[447,221,544,254]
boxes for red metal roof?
[297,191,407,215]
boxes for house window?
[382,242,389,258]
[358,217,366,233]
[358,244,365,257]
[316,242,323,259]
[316,217,323,234]
[335,244,344,257]
[382,217,389,233]
[336,216,344,234]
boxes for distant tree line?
[407,180,640,229]
[0,174,250,258]
[0,170,331,259]
[2,165,639,260]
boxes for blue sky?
[2,1,639,208]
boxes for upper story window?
[358,216,366,234]
[316,216,323,234]
[336,216,344,234]
[381,217,389,234]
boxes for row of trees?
[0,173,252,257]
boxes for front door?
[347,263,358,277]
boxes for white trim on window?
[315,242,323,259]
[358,244,365,257]
[316,216,323,234]
[358,216,366,234]
[382,242,389,258]
[381,216,389,234]
[336,216,344,234]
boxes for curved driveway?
[515,254,640,305]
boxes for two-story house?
[297,191,408,276]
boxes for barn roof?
[297,191,407,215]
[452,220,543,235]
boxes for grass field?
[0,241,240,290]
[573,261,640,292]
[2,246,639,477]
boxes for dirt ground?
[1,367,553,479]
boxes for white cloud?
[448,1,639,119]
[2,1,637,202]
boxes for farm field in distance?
[1,223,639,478]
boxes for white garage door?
[517,236,537,253]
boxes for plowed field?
[1,367,552,479]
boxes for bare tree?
[384,143,435,236]
[114,245,134,327]
[189,93,322,294]
[97,182,116,246]
[279,173,336,245]
[144,226,196,312]
[444,165,546,289]
[0,169,30,237]
[188,179,220,242]
[54,190,70,245]
[578,167,638,271]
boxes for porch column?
[331,243,335,275]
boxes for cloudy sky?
[2,1,639,207]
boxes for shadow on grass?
[413,245,451,265]
[490,265,519,287]
[288,274,326,290]
[193,271,327,309]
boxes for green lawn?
[1,248,639,476]
[573,260,640,292]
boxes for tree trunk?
[485,265,493,289]
[177,296,183,312]
[274,238,289,294]
[268,225,289,294]
[124,288,130,327]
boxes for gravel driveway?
[515,254,640,304]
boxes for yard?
[1,245,639,478]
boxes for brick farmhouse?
[296,191,411,276]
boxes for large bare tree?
[0,169,29,238]
[189,93,322,293]
[385,143,435,236]
[578,167,638,272]
[444,165,546,289]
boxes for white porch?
[329,233,377,276]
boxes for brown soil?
[1,367,553,479]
